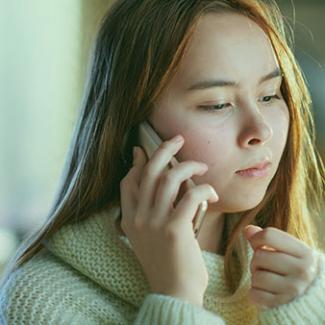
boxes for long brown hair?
[2,0,324,293]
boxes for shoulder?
[0,249,137,324]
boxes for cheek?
[269,105,290,154]
[175,129,233,171]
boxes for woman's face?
[148,13,289,213]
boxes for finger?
[153,161,209,220]
[119,146,147,225]
[249,287,280,309]
[172,184,218,225]
[251,249,300,275]
[137,135,185,218]
[130,146,149,187]
[244,225,263,241]
[121,146,147,205]
[248,227,309,258]
[251,270,287,295]
[120,177,137,225]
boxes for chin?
[216,192,267,213]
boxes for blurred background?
[0,0,324,275]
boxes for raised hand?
[119,134,219,307]
[244,225,320,310]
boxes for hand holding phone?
[138,120,209,238]
[119,120,219,306]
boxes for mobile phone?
[138,120,208,238]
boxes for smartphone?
[138,120,208,238]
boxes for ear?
[244,225,263,241]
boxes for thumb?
[244,225,263,241]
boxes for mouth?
[235,161,271,178]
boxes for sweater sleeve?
[259,250,325,324]
[0,275,100,325]
[133,293,225,325]
[0,252,138,325]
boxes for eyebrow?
[187,67,283,91]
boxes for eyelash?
[199,94,281,112]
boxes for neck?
[196,208,225,255]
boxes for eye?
[198,103,232,112]
[261,94,281,103]
[198,94,281,113]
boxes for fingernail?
[213,193,219,201]
[173,135,184,142]
[248,225,263,231]
[210,191,219,202]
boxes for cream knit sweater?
[0,206,324,324]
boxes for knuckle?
[120,181,129,193]
[260,228,272,242]
[276,294,288,306]
[143,165,155,178]
[302,265,315,283]
[287,282,302,297]
[160,171,175,184]
[295,265,308,279]
[160,141,171,151]
[120,179,130,191]
[184,189,196,201]
[120,177,128,187]
[163,224,178,241]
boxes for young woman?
[1,0,324,323]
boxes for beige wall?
[0,0,115,272]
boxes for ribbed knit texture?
[0,205,324,324]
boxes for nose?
[238,105,273,148]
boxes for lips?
[235,161,271,178]
[237,161,271,172]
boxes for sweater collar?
[46,206,253,308]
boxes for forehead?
[174,12,279,85]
